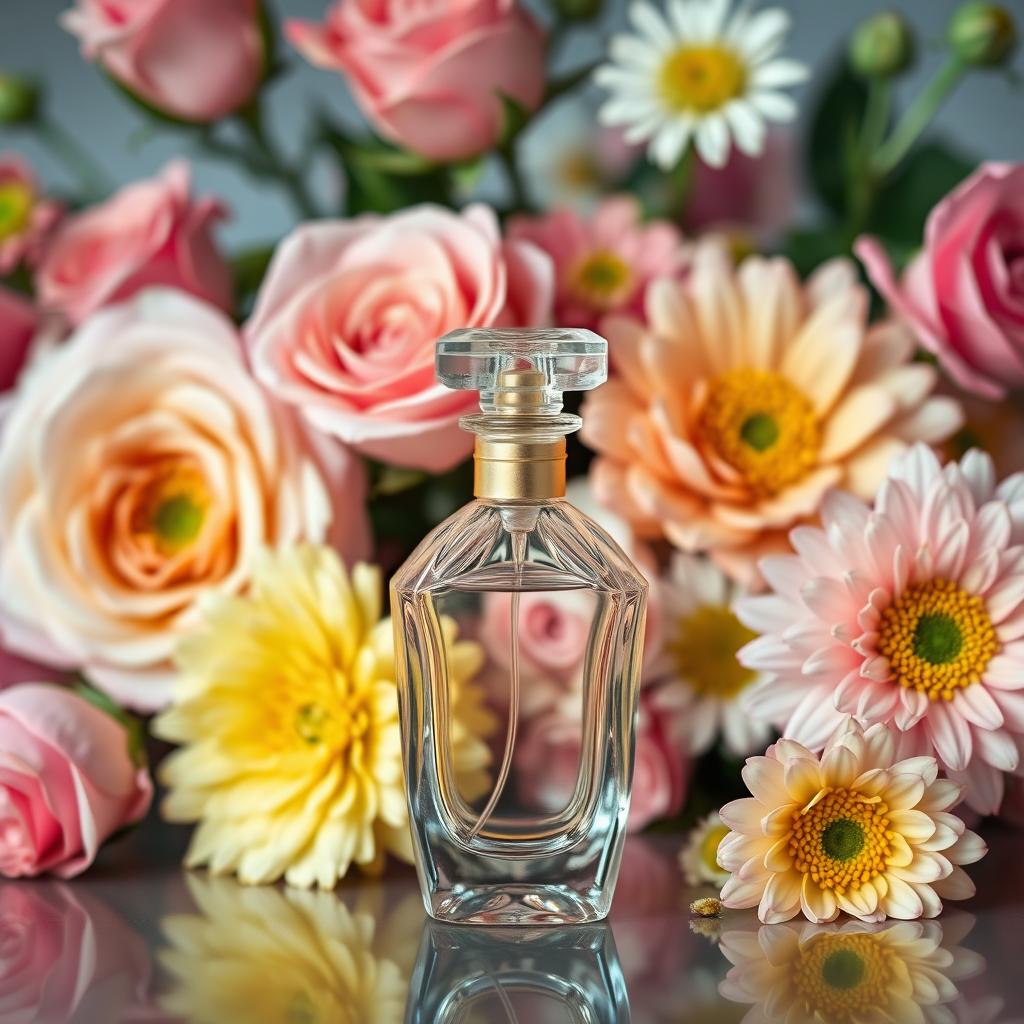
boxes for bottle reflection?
[716,913,991,1024]
[408,920,629,1023]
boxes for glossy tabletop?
[6,819,1023,1023]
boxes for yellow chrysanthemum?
[160,875,407,1024]
[154,545,493,889]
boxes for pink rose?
[857,162,1024,400]
[0,288,37,395]
[0,156,62,275]
[287,0,545,162]
[245,204,553,471]
[37,161,232,326]
[508,196,685,330]
[61,0,264,123]
[0,289,370,709]
[0,684,152,878]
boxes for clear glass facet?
[391,498,647,926]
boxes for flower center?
[570,249,633,309]
[668,604,757,698]
[132,468,209,555]
[700,822,730,874]
[878,578,998,701]
[792,934,894,1022]
[0,182,33,241]
[658,45,747,114]
[698,369,820,496]
[788,788,892,895]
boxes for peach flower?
[0,289,370,710]
[61,0,264,123]
[37,161,232,326]
[287,0,545,162]
[580,240,963,584]
[508,196,685,329]
[0,155,62,274]
[0,684,152,879]
[245,204,553,471]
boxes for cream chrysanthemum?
[719,719,985,924]
[154,545,493,889]
[595,0,808,169]
[680,811,731,887]
[718,917,986,1024]
[160,875,407,1024]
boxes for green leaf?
[779,225,853,277]
[73,681,148,769]
[497,92,532,148]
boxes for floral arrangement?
[0,0,1020,932]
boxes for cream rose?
[0,289,370,710]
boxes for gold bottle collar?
[473,437,566,500]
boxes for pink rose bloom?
[0,684,152,878]
[245,204,553,471]
[37,161,232,326]
[287,0,545,162]
[508,196,684,329]
[0,287,37,396]
[857,162,1024,400]
[0,156,62,275]
[61,0,264,123]
[0,289,370,710]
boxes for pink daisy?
[507,195,684,329]
[736,443,1024,814]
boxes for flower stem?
[37,118,112,200]
[498,141,529,212]
[871,56,967,176]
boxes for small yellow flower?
[680,811,731,888]
[154,545,493,889]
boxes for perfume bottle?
[391,328,648,926]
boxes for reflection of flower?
[508,196,684,329]
[0,881,152,1023]
[160,875,406,1024]
[719,917,985,1024]
[596,0,807,168]
[0,290,368,709]
[738,444,1024,814]
[680,812,730,888]
[155,546,493,888]
[646,553,770,756]
[580,241,962,585]
[0,155,61,274]
[719,719,985,924]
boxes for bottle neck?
[473,436,566,500]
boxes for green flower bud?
[849,11,916,78]
[0,74,39,125]
[948,3,1017,66]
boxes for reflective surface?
[3,820,1024,1023]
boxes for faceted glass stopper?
[437,328,607,414]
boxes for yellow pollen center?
[133,468,209,555]
[668,605,757,698]
[556,151,602,191]
[698,369,820,496]
[878,578,999,701]
[792,933,896,1023]
[658,45,747,113]
[570,249,633,309]
[788,788,893,896]
[700,823,730,874]
[0,182,33,241]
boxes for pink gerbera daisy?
[737,443,1024,814]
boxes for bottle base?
[427,884,610,926]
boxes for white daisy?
[647,553,773,757]
[679,811,731,887]
[595,0,808,169]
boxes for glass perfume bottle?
[391,328,648,926]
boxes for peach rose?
[245,204,553,471]
[0,155,62,275]
[858,162,1024,400]
[287,0,545,162]
[0,684,152,878]
[61,0,264,123]
[37,161,232,326]
[0,289,370,709]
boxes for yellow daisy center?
[788,788,893,896]
[570,249,633,309]
[658,45,747,114]
[668,605,757,698]
[700,822,730,875]
[556,150,601,192]
[792,933,896,1023]
[878,578,999,701]
[698,369,820,496]
[0,181,33,241]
